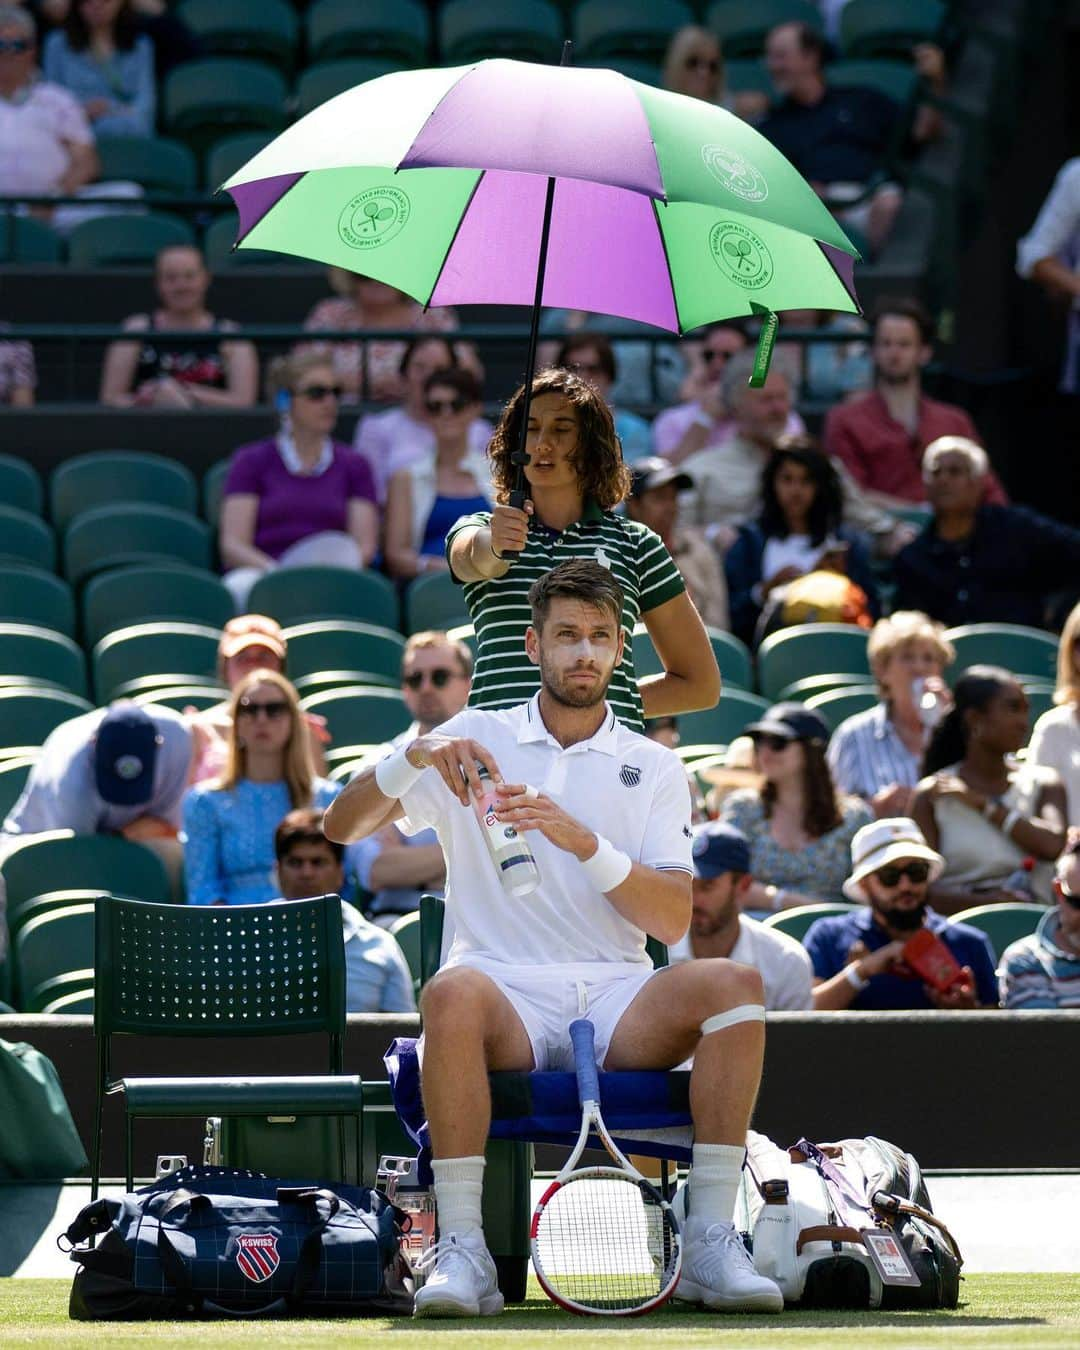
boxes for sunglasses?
[0,38,31,53]
[237,699,290,720]
[403,667,458,690]
[875,861,932,887]
[685,56,719,72]
[425,396,468,415]
[750,732,793,753]
[296,384,342,401]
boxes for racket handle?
[569,1018,600,1108]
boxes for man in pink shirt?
[824,298,1007,510]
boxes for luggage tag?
[862,1227,922,1286]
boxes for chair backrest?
[575,0,693,61]
[0,505,57,571]
[756,623,872,701]
[296,58,405,117]
[66,212,196,268]
[0,453,44,515]
[950,903,1050,963]
[305,0,430,64]
[64,505,211,586]
[0,687,93,753]
[0,215,63,263]
[0,568,75,637]
[761,902,858,943]
[403,571,472,634]
[633,623,752,691]
[704,0,822,57]
[775,672,874,704]
[300,688,413,745]
[441,0,564,63]
[163,57,289,134]
[249,567,399,630]
[92,621,223,703]
[283,620,405,683]
[670,689,770,748]
[204,132,274,192]
[839,0,946,59]
[176,0,298,69]
[95,134,199,192]
[389,911,422,999]
[0,622,87,696]
[51,451,199,533]
[804,685,879,734]
[943,623,1059,687]
[14,902,94,1010]
[1,835,172,916]
[0,754,34,821]
[83,565,234,651]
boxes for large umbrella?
[224,57,860,520]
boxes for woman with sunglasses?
[219,351,378,609]
[1027,599,1080,828]
[720,703,872,909]
[662,25,769,121]
[384,367,492,582]
[911,666,1068,910]
[181,669,338,907]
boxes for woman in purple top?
[219,351,379,609]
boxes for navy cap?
[744,701,830,746]
[94,705,160,806]
[691,821,752,879]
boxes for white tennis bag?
[732,1131,962,1309]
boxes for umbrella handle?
[498,487,530,561]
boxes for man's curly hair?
[486,367,632,509]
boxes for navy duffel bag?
[62,1166,413,1319]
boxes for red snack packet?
[902,928,965,991]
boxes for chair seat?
[114,1075,362,1116]
[489,1069,691,1132]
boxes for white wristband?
[844,963,869,993]
[580,835,633,893]
[374,745,424,800]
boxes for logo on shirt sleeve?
[619,764,642,787]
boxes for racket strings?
[533,1173,678,1312]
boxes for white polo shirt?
[669,915,814,1011]
[397,695,693,971]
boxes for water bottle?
[1002,856,1035,898]
[472,763,541,897]
[912,677,944,730]
[378,1155,436,1266]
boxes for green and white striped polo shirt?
[446,502,685,731]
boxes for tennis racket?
[529,1018,682,1316]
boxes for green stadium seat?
[249,567,399,630]
[839,0,946,59]
[305,0,430,65]
[0,506,57,571]
[285,621,405,685]
[204,211,302,268]
[1,835,172,923]
[1022,684,1056,726]
[441,0,563,63]
[109,672,225,700]
[724,57,776,100]
[202,459,232,527]
[83,565,234,650]
[176,0,299,72]
[162,58,288,152]
[0,454,44,515]
[574,0,693,62]
[14,904,93,1011]
[300,688,412,745]
[0,689,92,754]
[943,624,1059,687]
[704,0,822,59]
[950,902,1050,963]
[92,621,223,704]
[9,889,120,944]
[756,624,872,702]
[761,902,858,943]
[804,685,880,734]
[666,689,770,747]
[130,684,228,712]
[0,215,63,263]
[403,571,471,634]
[0,623,87,696]
[63,505,212,586]
[579,55,662,85]
[388,911,422,1001]
[291,672,397,700]
[0,568,75,637]
[827,57,920,107]
[94,135,199,193]
[776,672,875,704]
[51,452,198,534]
[36,975,95,1015]
[632,623,753,692]
[204,131,274,192]
[296,59,404,117]
[66,212,196,268]
[0,755,33,821]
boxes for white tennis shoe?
[412,1231,505,1318]
[676,1218,784,1312]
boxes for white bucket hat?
[843,817,945,901]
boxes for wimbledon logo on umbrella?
[338,186,411,250]
[709,221,773,290]
[701,146,769,203]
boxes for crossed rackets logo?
[709,220,774,290]
[338,186,411,250]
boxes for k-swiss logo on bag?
[619,764,642,787]
[235,1233,280,1282]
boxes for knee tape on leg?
[700,1004,766,1037]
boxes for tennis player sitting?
[325,559,782,1317]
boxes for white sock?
[432,1155,486,1239]
[689,1142,745,1227]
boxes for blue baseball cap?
[691,821,751,879]
[94,704,160,806]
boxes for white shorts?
[453,959,659,1071]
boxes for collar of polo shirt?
[517,693,620,756]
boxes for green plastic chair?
[442,0,563,63]
[66,212,195,268]
[827,58,920,107]
[950,902,1050,964]
[804,685,880,734]
[92,621,223,703]
[249,567,399,630]
[162,58,288,150]
[0,623,87,696]
[403,571,472,634]
[776,672,874,704]
[724,57,776,100]
[668,689,770,749]
[50,451,198,534]
[0,506,57,571]
[0,453,44,515]
[1023,684,1056,726]
[579,54,662,84]
[574,0,692,61]
[305,0,430,64]
[36,973,95,1015]
[9,889,125,943]
[94,135,199,192]
[1,836,172,924]
[0,688,92,754]
[203,211,302,268]
[130,684,229,712]
[632,622,753,691]
[389,911,422,1001]
[300,688,412,746]
[943,623,1059,687]
[295,58,404,117]
[756,624,872,702]
[705,0,822,58]
[83,565,234,650]
[284,620,405,684]
[0,754,33,820]
[14,903,94,1011]
[92,894,361,1193]
[839,0,946,59]
[63,505,212,586]
[176,0,299,71]
[204,131,273,192]
[761,902,858,943]
[0,567,75,637]
[292,671,397,698]
[0,215,63,263]
[202,459,232,527]
[109,672,226,700]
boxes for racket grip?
[569,1018,600,1107]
